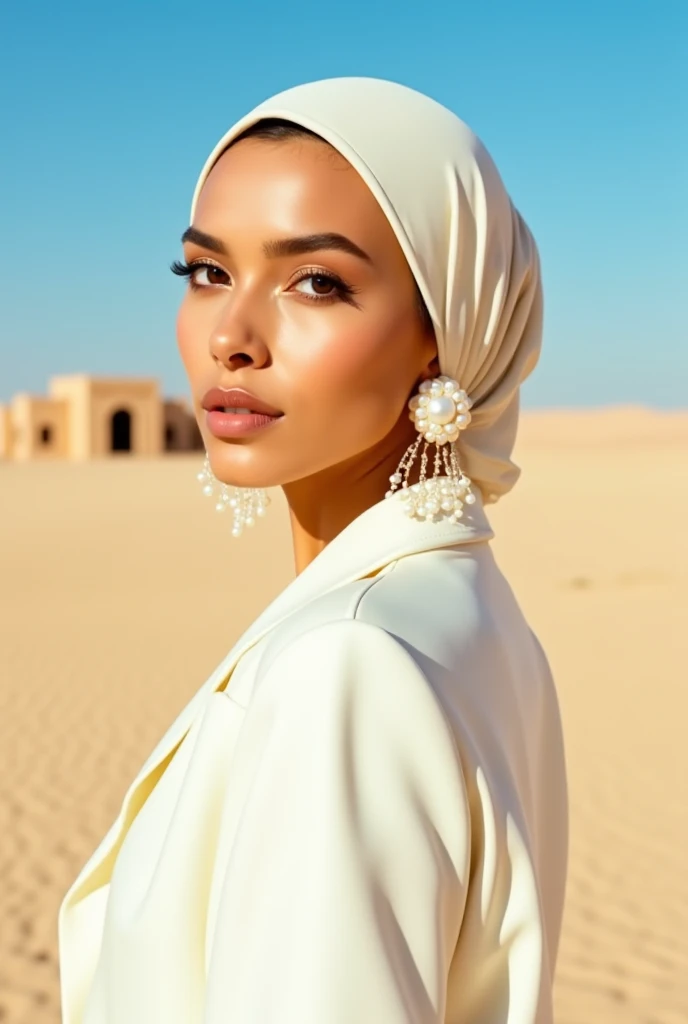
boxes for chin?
[205,446,286,491]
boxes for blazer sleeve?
[203,618,472,1024]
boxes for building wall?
[3,394,70,460]
[48,375,163,458]
[163,398,204,451]
[48,376,91,459]
[0,404,12,458]
[90,378,162,457]
[1,376,200,460]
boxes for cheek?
[283,306,416,433]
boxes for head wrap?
[190,77,543,503]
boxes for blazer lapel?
[60,485,493,912]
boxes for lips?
[201,386,283,440]
[201,387,283,417]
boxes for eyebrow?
[180,227,371,263]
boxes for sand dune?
[1,408,686,1023]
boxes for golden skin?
[176,136,439,573]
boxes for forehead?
[193,137,393,245]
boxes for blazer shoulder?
[348,545,553,725]
[256,565,399,671]
[258,542,510,685]
[252,615,458,729]
[353,543,509,649]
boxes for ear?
[421,352,440,381]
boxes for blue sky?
[1,0,685,408]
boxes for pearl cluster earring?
[196,453,270,538]
[386,375,477,522]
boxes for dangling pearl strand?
[386,375,477,523]
[196,454,270,538]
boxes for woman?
[58,77,568,1023]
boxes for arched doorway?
[110,409,132,452]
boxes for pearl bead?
[427,396,455,424]
[465,493,476,505]
[419,380,433,393]
[199,461,271,537]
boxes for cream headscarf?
[189,77,543,504]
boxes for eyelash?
[169,259,359,305]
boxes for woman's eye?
[293,274,339,298]
[192,264,230,287]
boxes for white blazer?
[58,488,568,1024]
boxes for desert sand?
[1,407,686,1023]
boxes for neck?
[283,428,417,575]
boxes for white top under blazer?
[58,486,569,1024]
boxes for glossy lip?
[205,409,281,439]
[201,387,283,417]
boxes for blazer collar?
[149,483,491,758]
[61,484,493,910]
[237,484,492,648]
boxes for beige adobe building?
[0,375,204,460]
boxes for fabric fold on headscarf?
[189,76,544,503]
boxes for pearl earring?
[196,453,270,538]
[385,375,477,522]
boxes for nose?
[208,295,271,370]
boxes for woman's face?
[176,134,437,490]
